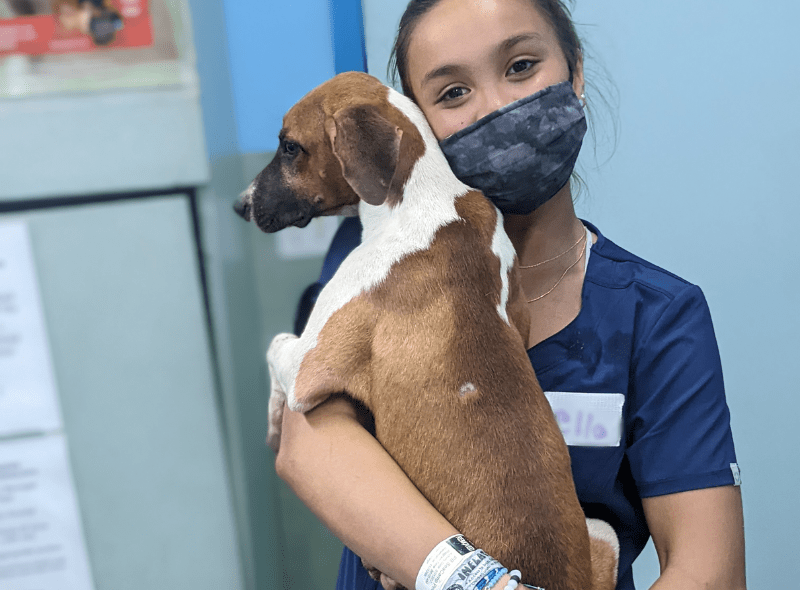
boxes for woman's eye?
[507,59,535,76]
[440,86,469,103]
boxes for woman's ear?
[572,53,585,101]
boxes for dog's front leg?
[266,332,301,452]
[266,330,343,450]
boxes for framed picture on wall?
[0,0,195,97]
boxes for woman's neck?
[503,183,589,349]
[502,184,584,267]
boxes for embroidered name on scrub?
[544,392,625,447]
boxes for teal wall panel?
[196,152,344,590]
[1,196,243,590]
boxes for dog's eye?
[282,141,301,156]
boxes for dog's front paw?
[266,331,299,398]
[266,333,298,452]
[266,388,286,452]
[266,330,327,415]
[267,330,296,361]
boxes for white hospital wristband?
[416,534,478,590]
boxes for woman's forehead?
[406,0,558,83]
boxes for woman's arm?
[643,486,746,590]
[275,395,459,589]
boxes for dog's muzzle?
[234,184,254,221]
[233,198,251,221]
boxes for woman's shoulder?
[583,220,701,302]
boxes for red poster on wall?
[0,0,153,56]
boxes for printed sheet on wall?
[0,221,96,590]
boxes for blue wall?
[572,3,800,585]
[221,0,337,153]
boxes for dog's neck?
[358,89,472,245]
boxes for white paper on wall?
[0,221,62,437]
[0,434,95,590]
[276,216,341,260]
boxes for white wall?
[362,0,800,587]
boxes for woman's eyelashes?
[507,58,537,77]
[437,85,470,104]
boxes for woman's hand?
[643,485,746,590]
[275,395,459,589]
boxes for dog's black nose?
[233,199,251,221]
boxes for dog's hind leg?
[586,518,620,590]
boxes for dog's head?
[234,72,425,233]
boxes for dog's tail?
[586,518,620,590]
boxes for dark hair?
[389,0,583,100]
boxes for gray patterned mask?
[439,81,587,215]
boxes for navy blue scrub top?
[298,217,738,590]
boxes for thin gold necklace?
[525,229,587,303]
[518,228,586,268]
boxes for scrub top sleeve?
[627,284,738,498]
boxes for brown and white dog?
[234,72,619,590]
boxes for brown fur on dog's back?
[296,191,592,589]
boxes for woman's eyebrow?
[497,32,546,55]
[420,64,466,89]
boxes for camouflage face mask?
[439,81,587,215]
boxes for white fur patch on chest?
[490,208,514,325]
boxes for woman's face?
[406,0,583,140]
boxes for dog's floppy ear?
[325,103,405,207]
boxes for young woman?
[276,1,746,589]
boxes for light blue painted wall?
[566,4,800,585]
[221,0,337,153]
[361,0,800,587]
